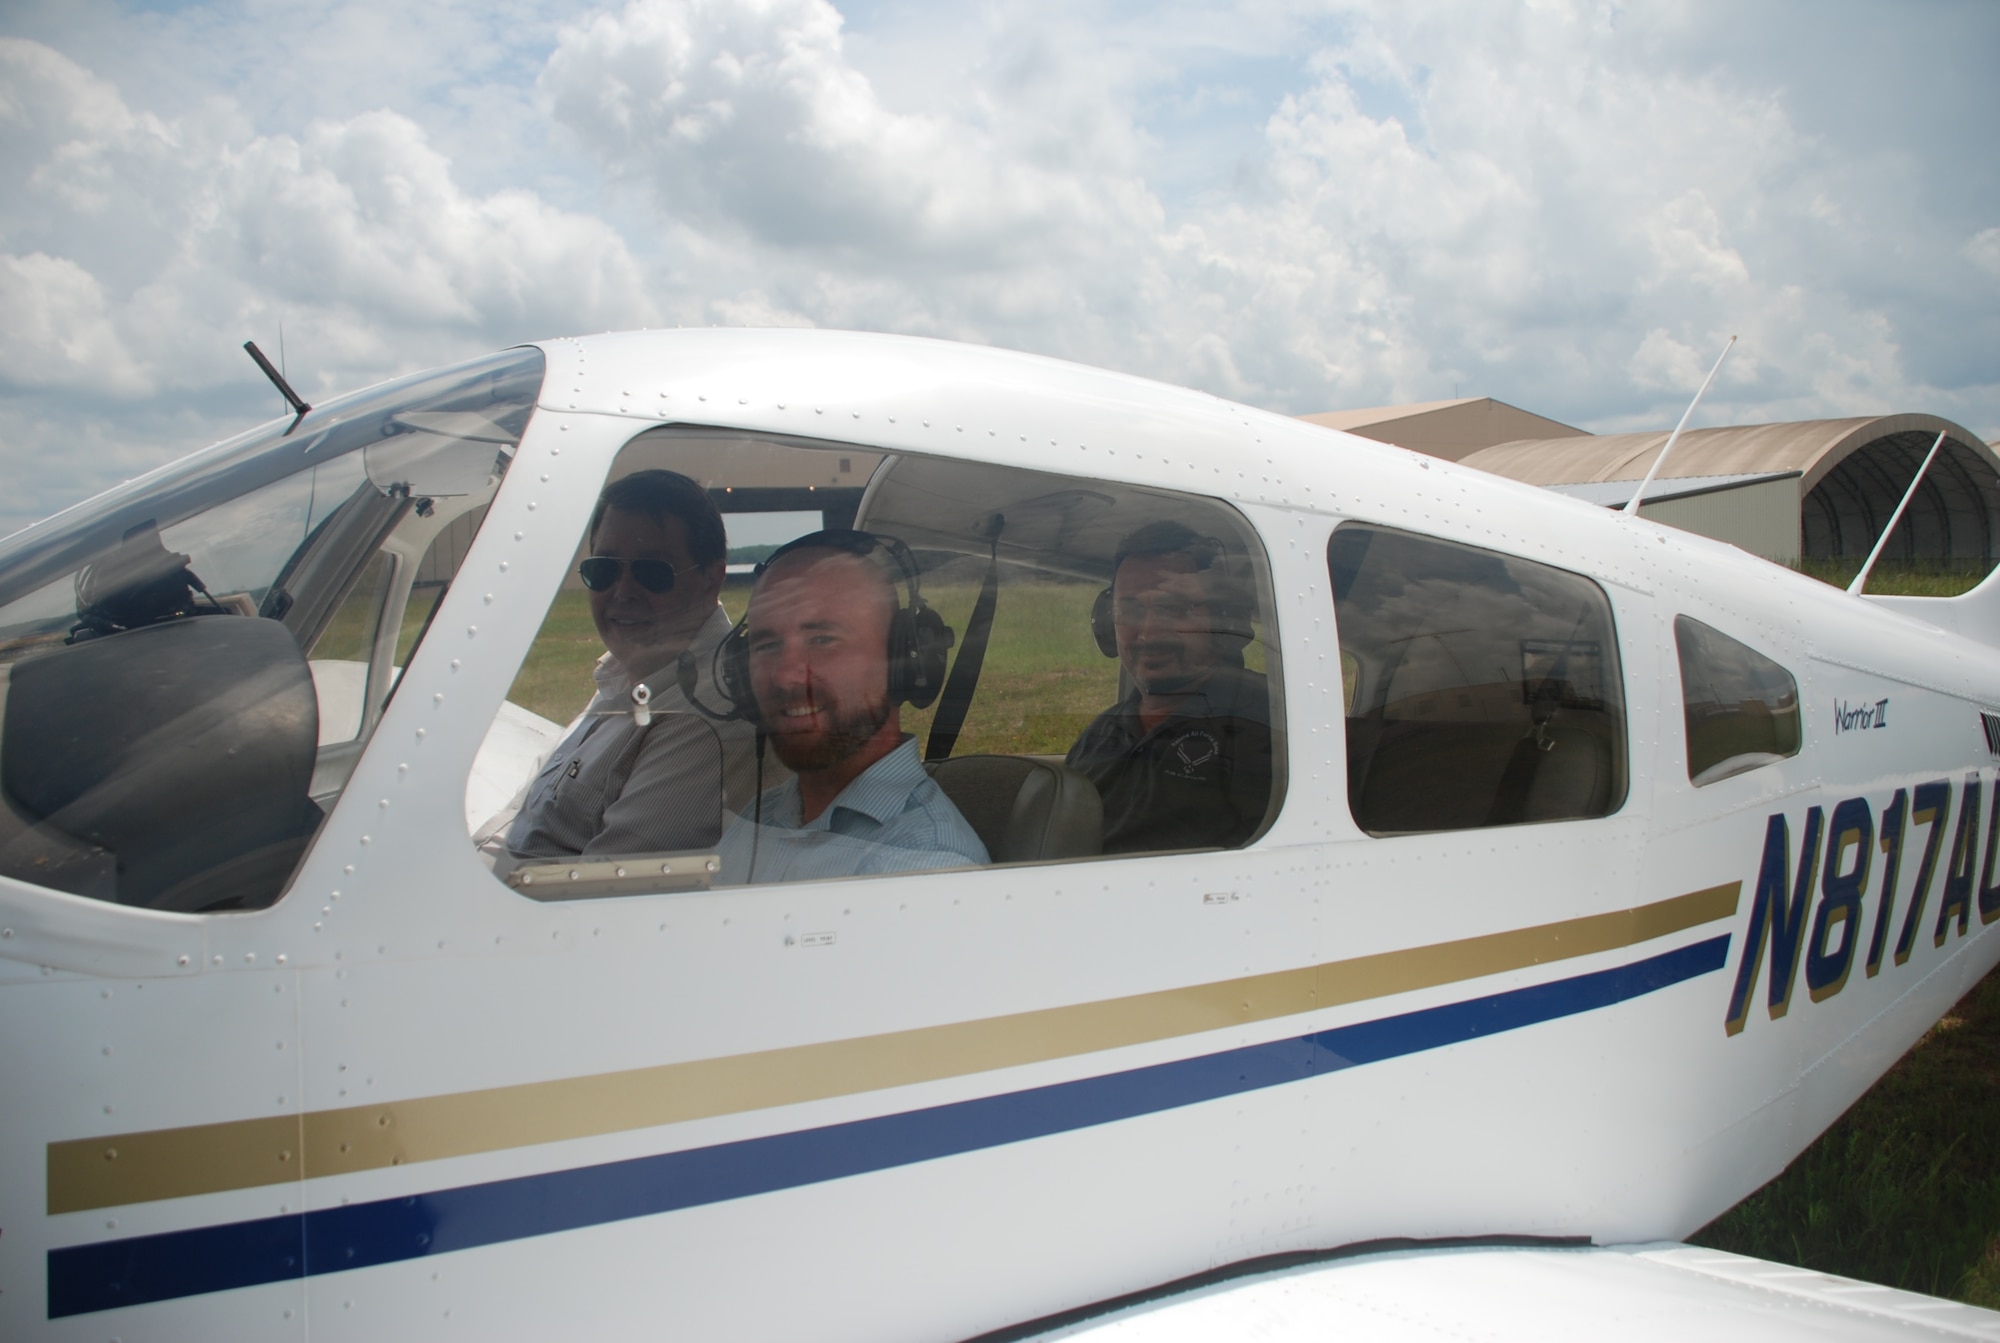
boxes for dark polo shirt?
[1065,666,1273,854]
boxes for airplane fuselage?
[2,330,1996,1340]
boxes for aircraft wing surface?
[1014,1244,2000,1342]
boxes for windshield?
[0,345,545,913]
[0,346,545,625]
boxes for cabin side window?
[1329,523,1627,835]
[471,430,1285,898]
[1674,615,1801,786]
[0,348,541,912]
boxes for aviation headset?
[1089,524,1254,660]
[715,529,955,727]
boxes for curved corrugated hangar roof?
[1459,414,2000,564]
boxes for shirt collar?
[1114,666,1255,736]
[592,605,735,705]
[823,736,927,825]
[774,736,925,831]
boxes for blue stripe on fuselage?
[48,935,1728,1319]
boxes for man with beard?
[1065,521,1273,854]
[500,470,768,860]
[714,531,987,884]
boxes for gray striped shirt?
[505,608,769,858]
[716,737,988,885]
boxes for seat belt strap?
[925,517,1003,762]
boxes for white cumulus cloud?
[1,0,1996,537]
[0,251,150,394]
[542,0,1147,265]
[525,0,2000,433]
[538,0,1176,352]
[0,34,660,529]
[0,40,658,402]
[1970,227,2000,281]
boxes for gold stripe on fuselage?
[48,883,1740,1215]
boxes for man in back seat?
[1066,522,1272,854]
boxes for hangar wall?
[1639,476,1802,564]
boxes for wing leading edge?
[1006,1243,2000,1342]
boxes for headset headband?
[755,529,926,607]
[1092,529,1251,661]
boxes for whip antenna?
[244,340,312,434]
[1848,429,1949,596]
[1624,335,1736,517]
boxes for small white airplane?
[4,328,2000,1341]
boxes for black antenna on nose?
[243,340,311,434]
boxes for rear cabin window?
[1674,615,1801,786]
[1329,523,1626,835]
[471,430,1285,898]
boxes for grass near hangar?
[491,557,2000,1304]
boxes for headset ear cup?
[1213,558,1257,658]
[890,603,954,709]
[912,606,952,708]
[885,607,914,704]
[718,620,758,726]
[1090,587,1117,658]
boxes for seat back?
[1349,715,1616,834]
[924,755,1103,863]
[1,615,322,910]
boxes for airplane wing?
[1011,1243,2000,1342]
[464,697,567,830]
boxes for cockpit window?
[0,347,544,912]
[470,429,1285,899]
[1674,615,1801,786]
[1331,523,1627,835]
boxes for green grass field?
[504,578,1131,753]
[1795,558,1997,597]
[888,579,1125,756]
[502,589,605,722]
[1693,973,2000,1304]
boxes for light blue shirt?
[716,737,988,885]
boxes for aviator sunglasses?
[577,556,689,594]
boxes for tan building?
[1300,401,2000,569]
[1298,397,1588,462]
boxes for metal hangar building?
[1300,398,2000,569]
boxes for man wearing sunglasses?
[502,470,769,859]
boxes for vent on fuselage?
[1983,711,2000,757]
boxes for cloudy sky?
[2,0,1996,536]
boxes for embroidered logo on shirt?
[1167,729,1220,780]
